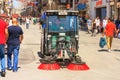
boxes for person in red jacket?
[103,18,117,52]
[0,17,8,77]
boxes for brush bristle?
[38,63,60,70]
[67,63,89,70]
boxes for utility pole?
[9,0,13,15]
[106,0,111,18]
[114,0,118,19]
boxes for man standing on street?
[7,18,23,72]
[0,17,8,77]
[103,18,117,52]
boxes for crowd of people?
[0,13,42,77]
[16,16,40,29]
[0,16,24,77]
[80,16,120,36]
[80,16,120,52]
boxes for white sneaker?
[108,49,111,52]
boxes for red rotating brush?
[67,62,89,70]
[67,54,89,70]
[38,62,61,70]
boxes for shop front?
[95,0,107,20]
[96,7,106,20]
[90,0,120,20]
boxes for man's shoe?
[13,70,17,72]
[7,68,12,71]
[1,71,6,77]
[108,49,111,52]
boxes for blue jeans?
[0,44,6,71]
[7,45,20,71]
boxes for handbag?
[99,37,106,48]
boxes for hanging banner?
[77,3,86,10]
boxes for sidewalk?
[1,23,120,80]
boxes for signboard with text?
[96,0,102,6]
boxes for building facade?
[117,0,120,19]
[0,0,4,14]
[89,0,120,20]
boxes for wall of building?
[89,0,120,20]
[89,0,111,20]
[117,2,120,19]
[89,0,95,19]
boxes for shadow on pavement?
[98,49,108,52]
[113,49,120,52]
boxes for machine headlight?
[75,35,79,40]
[47,35,51,40]
[48,35,51,38]
[75,35,78,38]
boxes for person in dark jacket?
[115,18,120,29]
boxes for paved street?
[1,23,120,80]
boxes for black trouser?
[91,28,97,36]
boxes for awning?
[0,14,9,18]
[12,14,20,18]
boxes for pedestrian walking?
[103,18,117,52]
[87,18,92,34]
[117,23,120,39]
[0,17,8,77]
[102,17,108,30]
[6,18,23,72]
[19,17,22,25]
[95,17,100,33]
[33,17,37,25]
[91,19,97,36]
[9,17,13,26]
[25,17,30,29]
[115,18,120,29]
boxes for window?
[60,0,67,4]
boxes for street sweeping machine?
[38,10,89,70]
